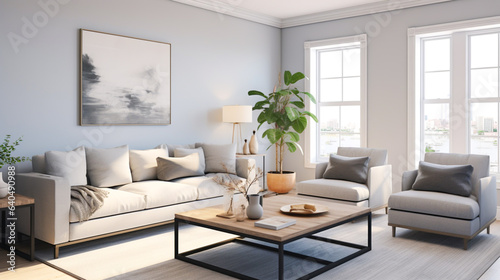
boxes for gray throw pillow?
[412,161,474,197]
[323,154,370,184]
[174,147,206,173]
[195,143,236,174]
[156,154,205,181]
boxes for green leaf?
[292,116,307,133]
[290,72,305,84]
[303,91,317,104]
[257,111,267,124]
[285,107,300,122]
[248,90,267,98]
[286,131,300,142]
[290,101,305,109]
[284,71,292,86]
[263,129,283,144]
[285,142,297,153]
[253,100,269,110]
[303,111,318,122]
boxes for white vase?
[246,193,263,220]
[243,139,250,155]
[249,130,259,154]
[0,172,9,198]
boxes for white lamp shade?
[223,105,253,123]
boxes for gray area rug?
[36,212,500,280]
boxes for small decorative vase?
[249,130,258,154]
[235,204,246,222]
[0,172,9,198]
[246,193,263,220]
[243,139,250,155]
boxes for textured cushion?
[337,147,387,169]
[174,147,206,172]
[412,161,473,197]
[32,154,46,173]
[45,146,87,186]
[196,143,236,174]
[156,154,204,181]
[156,144,195,157]
[85,145,132,187]
[388,190,479,220]
[69,188,146,222]
[323,154,370,184]
[118,181,198,208]
[129,148,169,181]
[297,178,369,202]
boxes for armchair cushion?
[412,161,474,197]
[297,178,369,202]
[323,154,370,184]
[389,190,479,220]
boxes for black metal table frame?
[1,202,35,261]
[175,211,371,280]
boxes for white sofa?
[16,143,255,258]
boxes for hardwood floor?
[1,220,499,279]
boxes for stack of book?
[254,216,296,230]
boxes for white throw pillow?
[155,143,195,157]
[45,146,87,186]
[86,145,132,187]
[195,143,236,174]
[129,148,169,181]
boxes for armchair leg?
[487,226,491,234]
[463,239,468,250]
[392,226,396,237]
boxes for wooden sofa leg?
[392,226,396,237]
[385,207,388,214]
[54,246,59,259]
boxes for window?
[304,35,367,168]
[408,16,500,175]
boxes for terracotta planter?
[267,171,296,194]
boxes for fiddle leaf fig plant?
[248,70,318,174]
[0,135,30,169]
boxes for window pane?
[320,51,342,78]
[319,106,340,158]
[470,34,499,69]
[424,72,450,99]
[340,106,361,147]
[320,78,342,102]
[470,68,499,98]
[470,103,498,136]
[343,48,360,77]
[424,104,449,153]
[343,77,360,101]
[424,38,450,72]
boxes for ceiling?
[172,0,453,28]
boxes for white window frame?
[408,16,500,170]
[304,34,367,168]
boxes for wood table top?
[175,195,370,243]
[0,193,35,208]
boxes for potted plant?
[0,135,30,198]
[248,71,317,193]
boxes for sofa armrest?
[236,158,256,179]
[477,175,497,227]
[315,162,328,179]
[367,164,392,209]
[16,173,70,245]
[402,170,418,191]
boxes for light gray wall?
[281,0,500,191]
[0,0,280,174]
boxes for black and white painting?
[80,29,171,125]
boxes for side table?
[1,193,35,261]
[236,153,267,191]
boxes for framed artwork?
[80,29,171,125]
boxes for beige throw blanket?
[71,185,109,222]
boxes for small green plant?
[0,135,30,169]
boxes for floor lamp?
[223,105,253,154]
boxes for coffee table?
[175,195,371,280]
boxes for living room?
[1,0,500,279]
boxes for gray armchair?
[388,153,497,249]
[297,147,392,211]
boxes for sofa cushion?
[388,190,479,220]
[156,154,205,181]
[45,146,87,186]
[156,143,195,157]
[174,175,227,200]
[69,188,146,223]
[118,181,198,208]
[196,143,237,174]
[32,154,46,173]
[86,145,133,187]
[174,147,206,172]
[323,154,370,184]
[412,161,474,197]
[297,178,369,202]
[129,148,169,181]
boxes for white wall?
[281,0,500,191]
[0,0,280,174]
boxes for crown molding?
[172,0,454,28]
